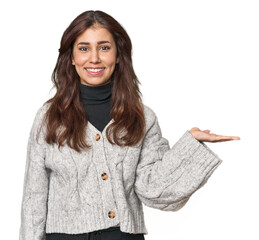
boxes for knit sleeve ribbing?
[19,105,49,240]
[134,107,223,211]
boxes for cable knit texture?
[19,102,223,240]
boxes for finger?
[213,135,240,142]
[216,135,240,140]
[214,139,233,142]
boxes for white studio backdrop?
[0,0,258,239]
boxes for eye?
[79,47,88,51]
[100,46,111,51]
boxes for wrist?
[188,130,195,137]
[188,130,200,141]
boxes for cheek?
[73,53,88,66]
[103,55,117,68]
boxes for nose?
[90,49,100,63]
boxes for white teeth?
[86,68,104,72]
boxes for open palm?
[189,127,240,142]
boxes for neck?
[79,80,113,105]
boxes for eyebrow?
[77,41,111,45]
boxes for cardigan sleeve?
[134,108,223,211]
[19,105,49,240]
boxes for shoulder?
[143,103,157,119]
[35,102,51,117]
[142,103,159,130]
[30,102,51,139]
[33,102,51,123]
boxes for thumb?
[203,129,211,133]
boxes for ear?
[116,56,119,64]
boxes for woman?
[19,10,240,240]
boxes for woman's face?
[72,25,119,86]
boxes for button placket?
[93,131,119,223]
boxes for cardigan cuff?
[160,130,223,185]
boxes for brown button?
[108,210,115,219]
[95,134,101,141]
[101,173,109,180]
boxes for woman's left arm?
[134,110,240,212]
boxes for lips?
[85,67,105,73]
[84,67,105,76]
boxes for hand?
[189,127,241,142]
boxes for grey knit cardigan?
[19,102,222,239]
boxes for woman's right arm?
[19,106,49,240]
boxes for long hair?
[43,10,146,152]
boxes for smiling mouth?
[85,67,105,73]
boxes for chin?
[81,79,109,86]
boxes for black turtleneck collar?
[79,80,113,105]
[79,80,113,132]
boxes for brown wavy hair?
[42,10,146,152]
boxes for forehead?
[75,26,115,44]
